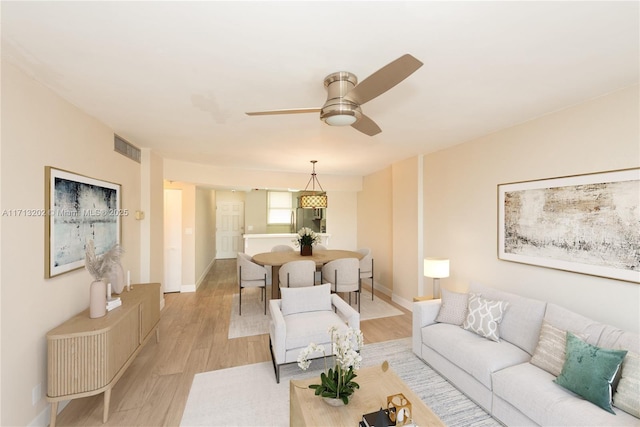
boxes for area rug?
[180,338,501,427]
[228,287,404,339]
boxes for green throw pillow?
[554,332,628,414]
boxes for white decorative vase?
[89,280,107,318]
[322,396,349,407]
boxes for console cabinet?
[46,283,161,427]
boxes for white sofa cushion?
[470,282,547,354]
[280,283,331,316]
[284,310,348,349]
[422,323,530,389]
[493,362,639,426]
[544,303,605,346]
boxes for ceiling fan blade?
[351,114,382,136]
[245,108,321,116]
[344,54,423,106]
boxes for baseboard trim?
[181,284,196,293]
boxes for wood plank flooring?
[52,259,413,426]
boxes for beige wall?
[245,190,268,234]
[423,86,640,333]
[392,157,421,306]
[195,188,216,286]
[1,62,143,425]
[140,148,165,288]
[357,167,393,294]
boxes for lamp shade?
[424,258,450,278]
[299,194,328,209]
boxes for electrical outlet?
[32,383,42,406]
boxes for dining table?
[252,249,363,299]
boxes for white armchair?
[268,284,360,383]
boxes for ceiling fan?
[245,54,423,136]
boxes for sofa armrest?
[331,294,360,331]
[269,299,286,363]
[412,299,442,357]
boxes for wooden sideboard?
[46,283,161,427]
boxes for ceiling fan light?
[325,113,357,126]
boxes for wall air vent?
[114,134,141,163]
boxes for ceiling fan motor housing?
[321,71,362,125]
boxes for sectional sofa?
[412,282,639,426]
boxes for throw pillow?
[613,351,640,418]
[531,320,586,377]
[554,332,628,414]
[435,288,469,326]
[462,293,509,342]
[280,283,332,316]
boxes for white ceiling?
[2,1,638,177]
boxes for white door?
[164,189,182,293]
[216,201,244,259]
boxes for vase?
[322,396,350,406]
[89,280,107,318]
[300,244,312,256]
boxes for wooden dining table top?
[252,249,363,267]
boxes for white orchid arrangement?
[85,240,124,281]
[293,227,321,247]
[297,327,364,404]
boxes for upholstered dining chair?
[314,244,328,251]
[269,284,360,382]
[357,248,374,300]
[321,258,361,312]
[279,260,316,290]
[236,252,268,315]
[263,245,294,285]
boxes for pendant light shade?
[299,161,328,209]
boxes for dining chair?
[357,248,374,300]
[236,252,268,315]
[279,260,316,291]
[314,244,328,251]
[321,258,361,312]
[271,245,294,252]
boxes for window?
[267,191,293,225]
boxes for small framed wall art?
[498,168,639,283]
[45,167,122,278]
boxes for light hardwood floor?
[52,259,413,426]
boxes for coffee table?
[290,363,445,426]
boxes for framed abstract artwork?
[498,168,639,283]
[45,167,122,278]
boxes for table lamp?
[424,258,449,299]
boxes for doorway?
[216,201,244,259]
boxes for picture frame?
[45,166,122,278]
[498,168,639,283]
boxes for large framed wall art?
[498,168,639,283]
[45,167,122,278]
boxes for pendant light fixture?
[299,160,328,209]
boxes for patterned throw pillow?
[530,320,575,377]
[613,351,640,418]
[435,288,469,326]
[554,332,627,414]
[462,293,509,342]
